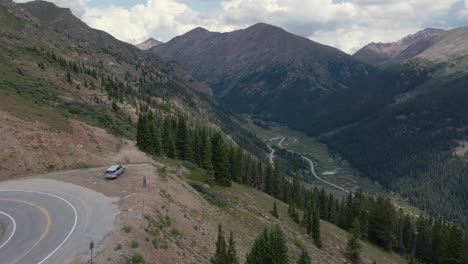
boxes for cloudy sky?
[15,0,468,53]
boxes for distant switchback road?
[265,136,348,194]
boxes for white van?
[104,164,125,179]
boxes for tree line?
[136,110,468,264]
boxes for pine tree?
[312,210,322,248]
[415,216,433,263]
[149,118,162,156]
[246,225,288,264]
[288,203,299,224]
[226,231,239,264]
[66,71,72,83]
[271,201,279,218]
[136,114,152,153]
[297,249,312,264]
[176,116,191,161]
[162,117,176,158]
[200,129,213,171]
[246,228,270,264]
[439,225,465,264]
[347,218,362,264]
[272,160,280,198]
[211,132,230,186]
[264,165,273,195]
[211,224,228,264]
[269,225,289,264]
[319,188,328,220]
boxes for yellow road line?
[0,198,51,264]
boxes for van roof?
[106,165,120,171]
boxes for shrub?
[131,240,139,248]
[131,253,145,264]
[170,228,181,237]
[189,181,227,207]
[122,226,131,233]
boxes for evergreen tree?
[288,203,300,224]
[226,231,239,264]
[211,224,228,264]
[312,210,322,248]
[415,216,433,263]
[246,228,271,264]
[200,129,213,171]
[66,71,72,83]
[440,225,465,264]
[211,132,230,186]
[264,165,273,195]
[136,114,152,152]
[272,160,281,198]
[368,197,396,250]
[176,116,192,161]
[347,218,362,264]
[269,225,289,264]
[319,188,328,220]
[162,117,176,158]
[246,225,288,264]
[148,116,162,155]
[271,201,279,218]
[297,249,312,264]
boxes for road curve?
[301,155,349,194]
[265,136,348,194]
[0,178,118,264]
[264,137,286,167]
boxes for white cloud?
[14,0,466,53]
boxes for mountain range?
[152,23,468,228]
[151,23,374,122]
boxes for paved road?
[0,178,118,264]
[301,155,349,194]
[265,136,348,194]
[264,137,286,167]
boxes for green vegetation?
[122,226,132,233]
[130,240,139,248]
[131,253,145,264]
[271,201,279,218]
[210,224,239,264]
[347,219,362,264]
[296,249,312,264]
[245,225,289,264]
[189,181,227,207]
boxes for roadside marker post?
[89,241,94,264]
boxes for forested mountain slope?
[313,38,468,227]
[0,0,264,177]
[153,21,468,228]
[151,23,374,122]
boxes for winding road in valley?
[300,155,349,194]
[265,136,349,194]
[0,178,117,264]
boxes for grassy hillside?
[59,160,405,264]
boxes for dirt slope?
[0,110,151,180]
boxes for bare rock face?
[135,38,162,50]
[353,28,445,66]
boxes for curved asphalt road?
[266,136,349,194]
[0,178,118,264]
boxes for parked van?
[105,164,125,179]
